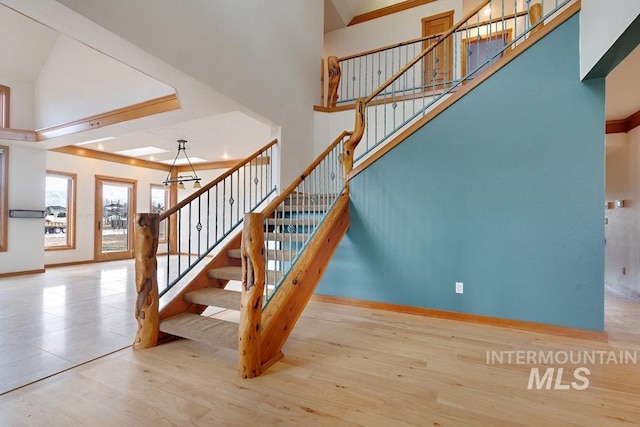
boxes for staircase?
[132,0,578,379]
[158,192,333,351]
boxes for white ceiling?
[1,1,638,165]
[0,6,58,82]
[75,111,272,164]
[324,0,407,32]
[0,3,275,164]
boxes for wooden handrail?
[338,32,443,62]
[260,131,352,218]
[160,138,277,220]
[364,0,491,104]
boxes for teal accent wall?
[317,14,606,331]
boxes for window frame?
[0,85,9,128]
[44,170,77,251]
[461,29,513,77]
[0,145,7,252]
[150,184,169,243]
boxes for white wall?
[35,35,175,129]
[580,0,640,79]
[52,0,324,187]
[605,126,640,297]
[324,0,463,60]
[44,151,168,265]
[2,78,34,130]
[0,143,46,274]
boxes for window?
[0,85,9,128]
[45,171,76,250]
[0,145,7,251]
[151,184,169,242]
[462,30,513,76]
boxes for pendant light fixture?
[163,139,202,189]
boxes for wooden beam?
[628,109,640,131]
[1,85,10,128]
[348,0,437,26]
[52,145,170,171]
[606,109,640,134]
[321,58,325,107]
[36,94,181,141]
[312,294,609,342]
[0,128,36,142]
[259,193,350,368]
[133,213,160,350]
[606,119,627,134]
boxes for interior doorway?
[95,175,137,261]
[422,10,454,89]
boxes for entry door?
[95,176,137,261]
[422,11,454,90]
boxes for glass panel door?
[95,176,136,261]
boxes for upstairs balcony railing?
[332,33,443,105]
[347,0,573,161]
[328,0,565,111]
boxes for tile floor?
[0,261,138,394]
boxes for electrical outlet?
[455,282,464,294]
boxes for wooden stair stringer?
[159,232,242,321]
[259,193,350,366]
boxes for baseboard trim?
[0,269,45,278]
[313,294,608,342]
[45,260,96,269]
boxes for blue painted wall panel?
[317,14,605,331]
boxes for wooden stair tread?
[227,248,242,259]
[208,265,284,283]
[185,288,241,310]
[266,218,315,226]
[160,312,238,349]
[207,266,242,281]
[276,204,329,210]
[265,232,310,242]
[228,248,297,259]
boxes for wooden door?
[95,175,137,261]
[422,11,454,90]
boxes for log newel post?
[343,98,366,187]
[239,212,265,378]
[133,213,160,350]
[529,1,544,34]
[327,56,341,108]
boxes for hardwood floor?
[0,284,638,426]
